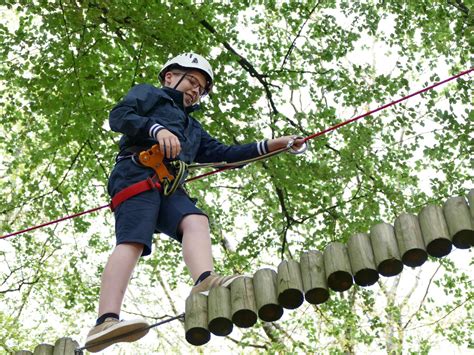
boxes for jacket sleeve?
[109,84,165,140]
[194,123,269,164]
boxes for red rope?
[185,68,473,182]
[303,68,473,142]
[1,68,472,240]
[0,204,110,240]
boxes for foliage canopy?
[0,0,472,353]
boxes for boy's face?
[164,70,207,107]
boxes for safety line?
[1,67,472,241]
[186,145,289,170]
[74,313,185,354]
[303,67,473,142]
[185,68,473,183]
[1,204,110,240]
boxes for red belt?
[110,176,162,211]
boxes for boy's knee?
[179,214,209,233]
[116,242,145,254]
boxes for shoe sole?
[191,275,246,295]
[85,320,150,353]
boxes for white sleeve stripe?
[257,140,268,155]
[149,124,164,139]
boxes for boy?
[85,53,304,352]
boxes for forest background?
[0,1,472,354]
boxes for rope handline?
[1,204,110,240]
[184,146,290,183]
[303,67,473,142]
[184,68,473,182]
[186,146,289,170]
[1,67,472,241]
[74,313,185,353]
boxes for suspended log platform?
[185,190,474,346]
[14,338,78,355]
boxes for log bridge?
[184,190,474,346]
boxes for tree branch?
[225,335,268,349]
[280,1,321,69]
[402,264,441,330]
[406,295,474,331]
[0,141,88,214]
[199,19,280,114]
[131,41,144,88]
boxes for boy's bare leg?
[180,214,213,282]
[98,242,144,316]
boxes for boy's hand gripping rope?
[0,67,472,240]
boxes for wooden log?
[299,250,330,304]
[394,213,428,267]
[231,277,258,328]
[418,204,452,257]
[443,196,474,248]
[185,293,210,346]
[370,223,403,277]
[14,352,32,355]
[347,233,379,286]
[253,268,283,322]
[208,286,233,336]
[324,242,353,291]
[468,189,474,226]
[277,260,304,309]
[33,344,54,355]
[53,338,79,355]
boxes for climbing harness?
[109,144,187,211]
[110,176,162,211]
[137,145,175,186]
[136,144,187,196]
[0,67,472,240]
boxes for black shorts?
[108,159,207,256]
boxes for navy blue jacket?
[109,84,269,164]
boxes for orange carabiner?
[138,144,174,183]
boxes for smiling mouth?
[186,93,195,102]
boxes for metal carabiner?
[286,136,308,155]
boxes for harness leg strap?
[110,176,162,211]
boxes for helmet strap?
[173,72,187,91]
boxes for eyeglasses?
[172,71,206,96]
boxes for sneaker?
[85,318,150,353]
[190,272,244,295]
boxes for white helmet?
[159,53,214,94]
